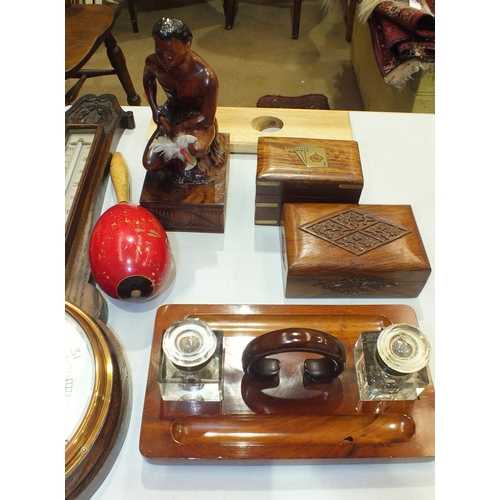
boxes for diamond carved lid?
[300,208,412,256]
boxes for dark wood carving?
[281,203,431,298]
[141,18,218,172]
[140,133,229,233]
[139,304,435,463]
[65,94,134,321]
[300,207,412,256]
[139,18,229,232]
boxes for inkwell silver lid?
[376,323,431,374]
[162,318,217,370]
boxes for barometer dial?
[64,302,113,479]
[65,311,95,444]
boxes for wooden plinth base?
[140,133,229,233]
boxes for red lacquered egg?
[89,203,172,302]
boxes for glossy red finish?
[89,203,172,302]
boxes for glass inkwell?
[157,318,224,402]
[353,323,431,401]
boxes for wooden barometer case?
[65,94,134,500]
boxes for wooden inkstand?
[139,17,230,233]
[140,304,435,462]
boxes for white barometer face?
[65,311,95,445]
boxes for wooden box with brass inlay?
[281,203,431,298]
[255,137,363,226]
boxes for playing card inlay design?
[293,145,328,168]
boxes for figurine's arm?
[196,75,218,130]
[143,60,160,124]
[173,71,218,136]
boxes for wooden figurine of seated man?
[142,18,223,181]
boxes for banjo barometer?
[65,94,134,500]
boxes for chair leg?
[224,0,236,30]
[292,0,301,39]
[65,75,87,106]
[127,0,138,33]
[104,33,141,106]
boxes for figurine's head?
[152,18,193,70]
[152,18,193,44]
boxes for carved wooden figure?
[142,17,222,181]
[140,18,230,232]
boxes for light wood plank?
[216,107,353,153]
[146,107,353,154]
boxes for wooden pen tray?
[140,304,434,463]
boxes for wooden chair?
[224,0,303,39]
[65,1,141,106]
[125,0,139,33]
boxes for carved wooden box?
[255,137,363,225]
[281,203,431,298]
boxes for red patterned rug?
[256,94,330,110]
[366,0,435,87]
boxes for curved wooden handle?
[241,328,346,383]
[110,152,130,204]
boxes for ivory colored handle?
[110,152,130,204]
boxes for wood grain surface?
[281,203,432,298]
[216,107,353,153]
[139,304,434,462]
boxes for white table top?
[89,107,435,499]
